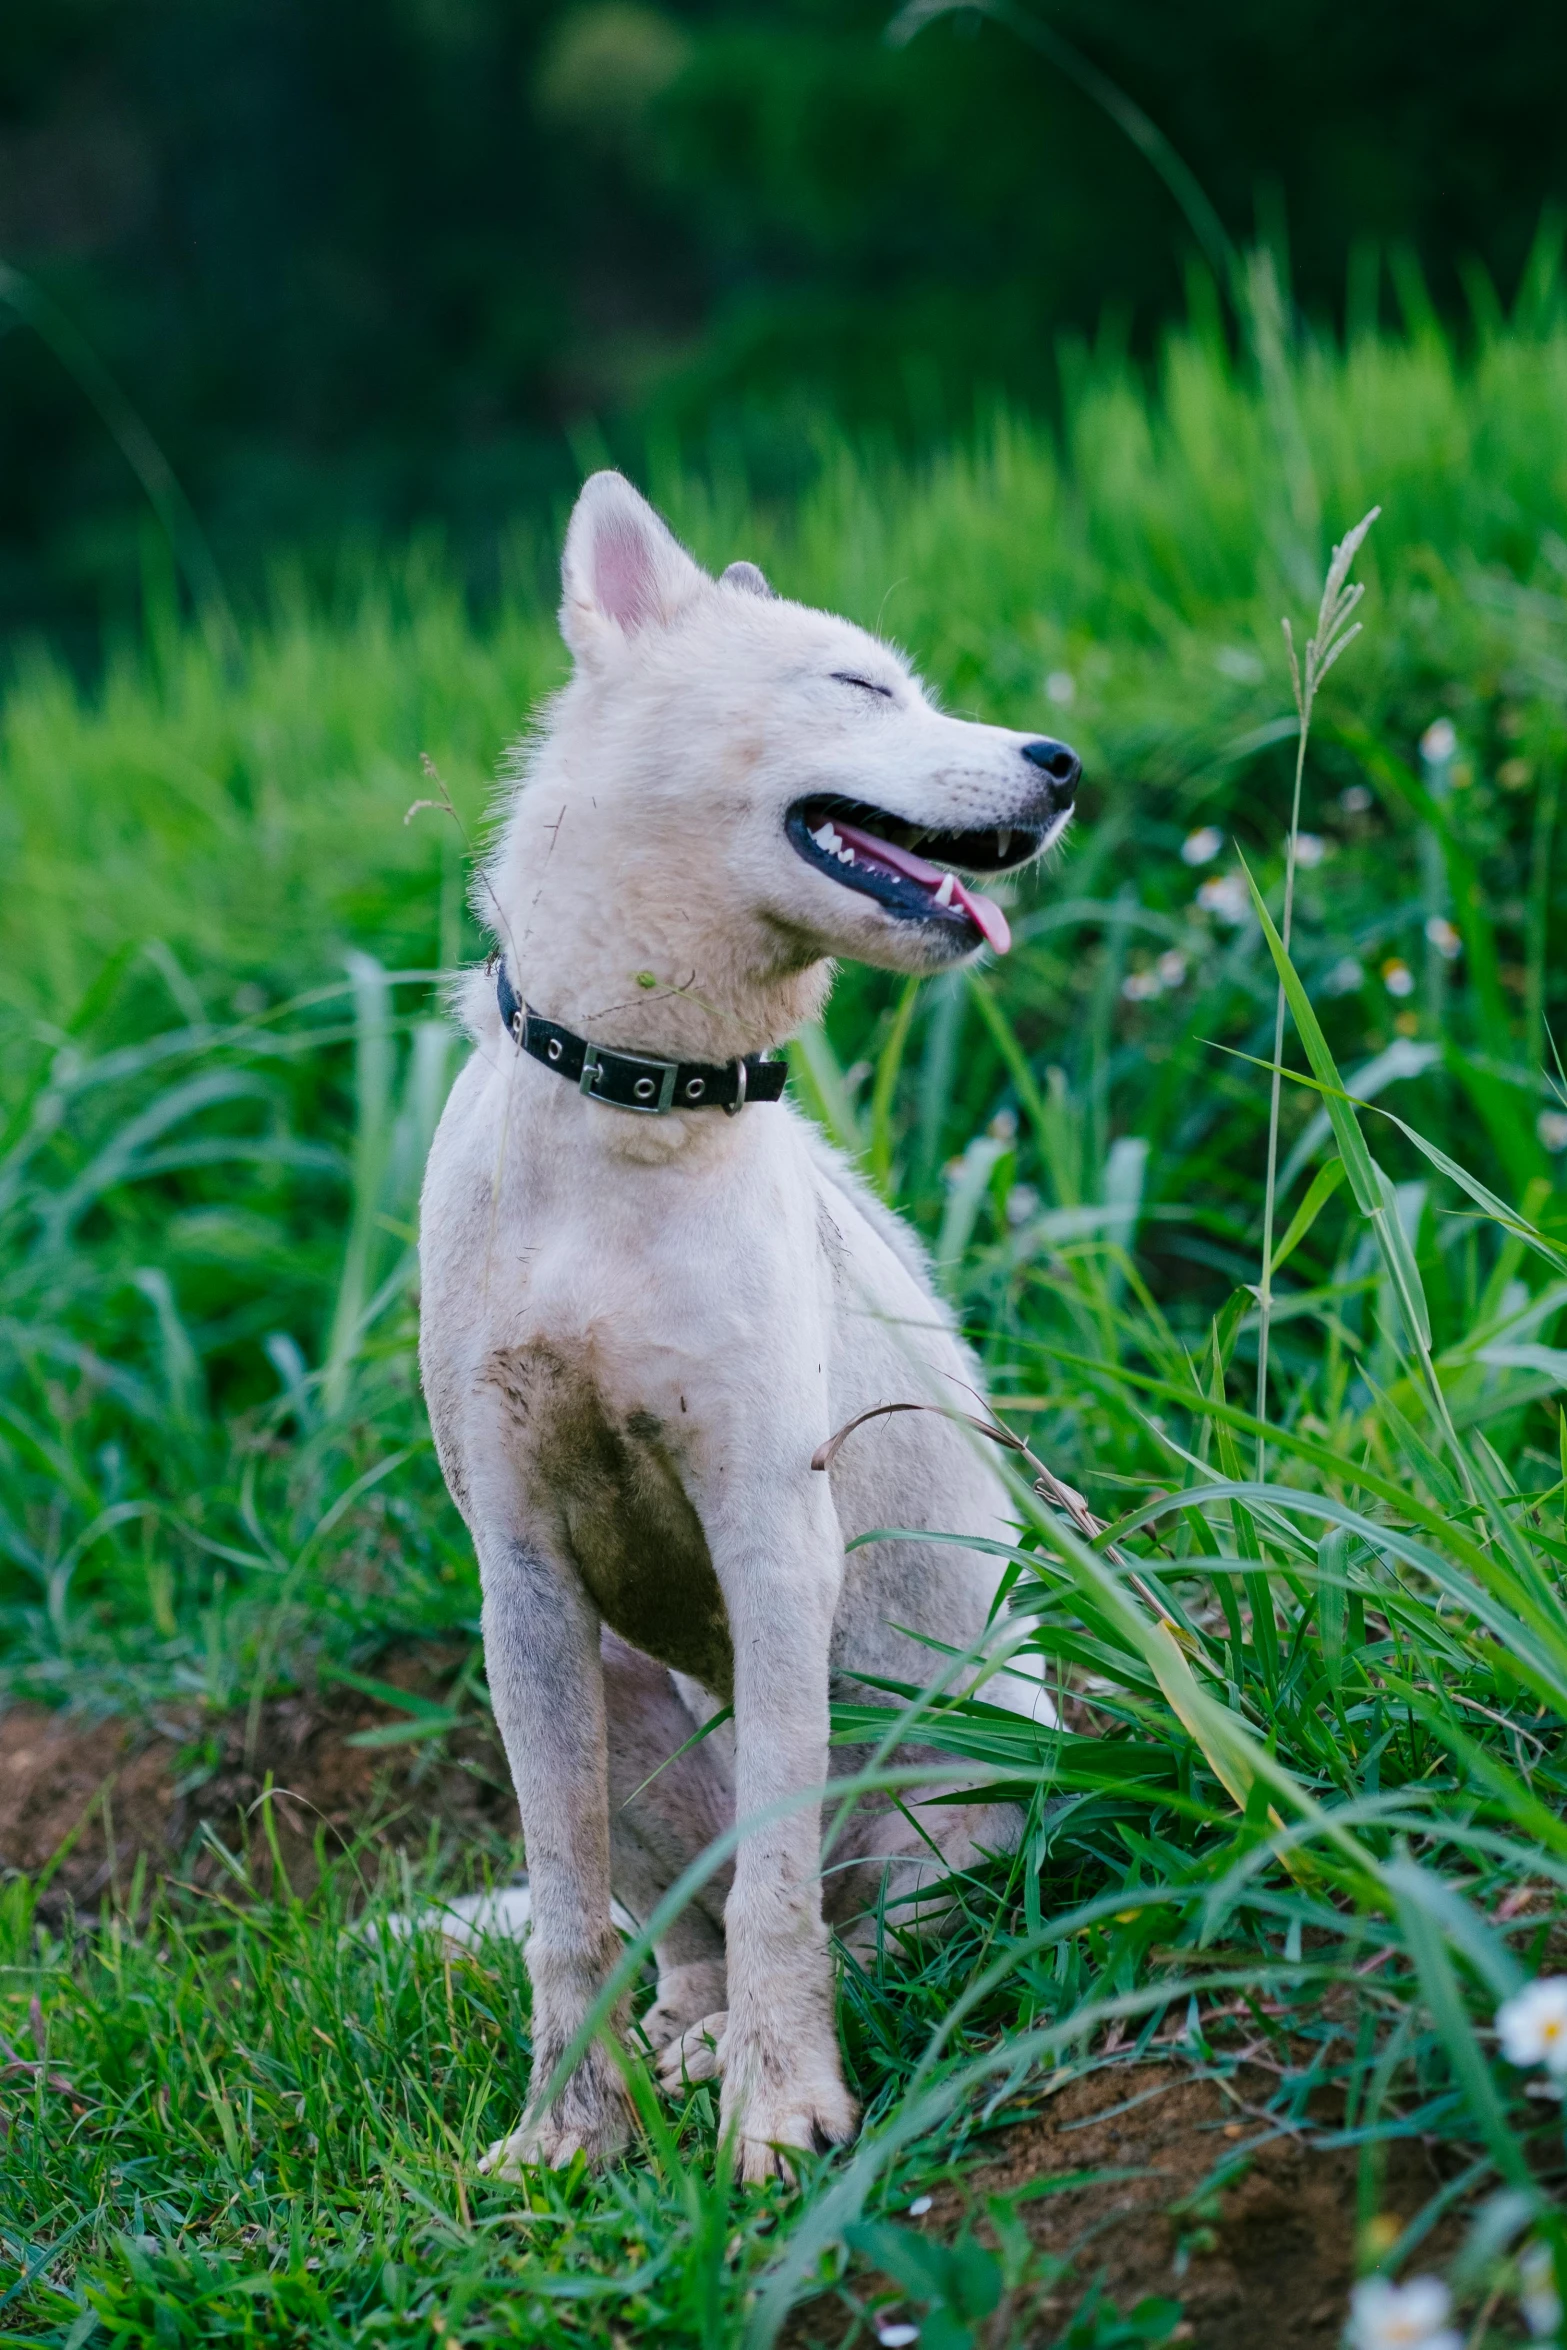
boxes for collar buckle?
[580,1043,679,1114]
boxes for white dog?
[417,473,1079,2183]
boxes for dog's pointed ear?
[561,472,707,657]
[720,560,776,599]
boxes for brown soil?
[788,2059,1462,2350]
[0,1643,520,1919]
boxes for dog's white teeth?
[997,830,1011,859]
[812,822,843,855]
[934,871,956,907]
[838,846,855,864]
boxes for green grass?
[4,268,1567,2345]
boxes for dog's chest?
[484,1337,734,1700]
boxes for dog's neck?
[483,779,831,1065]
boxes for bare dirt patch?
[0,1643,519,1918]
[789,2059,1461,2350]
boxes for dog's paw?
[478,2046,633,2178]
[478,2122,547,2181]
[639,1962,728,2055]
[478,2094,632,2177]
[727,2071,859,2184]
[654,2010,728,2092]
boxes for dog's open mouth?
[786,795,1046,954]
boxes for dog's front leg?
[475,1532,631,2176]
[710,1477,859,2181]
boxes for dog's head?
[552,471,1079,976]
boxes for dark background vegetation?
[3,0,1566,649]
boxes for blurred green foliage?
[1,0,1566,646]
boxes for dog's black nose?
[1022,737,1081,803]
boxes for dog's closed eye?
[831,672,894,699]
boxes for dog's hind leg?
[476,1531,632,2176]
[600,1630,732,2054]
[824,1789,1023,1956]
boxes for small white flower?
[1122,970,1162,1001]
[1381,958,1415,999]
[1197,873,1249,924]
[1497,1977,1567,2075]
[1340,783,1374,814]
[1045,669,1076,706]
[1348,2274,1460,2350]
[906,2194,933,2217]
[1325,956,1365,995]
[1293,831,1326,867]
[1521,2242,1562,2339]
[1424,916,1461,960]
[1005,1185,1038,1228]
[1181,825,1223,866]
[1421,718,1458,764]
[1156,950,1188,989]
[1539,1111,1567,1155]
[875,2322,920,2348]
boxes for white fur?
[418,473,1074,2183]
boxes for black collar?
[495,959,787,1116]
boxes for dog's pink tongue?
[948,880,1011,955]
[832,821,1012,955]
